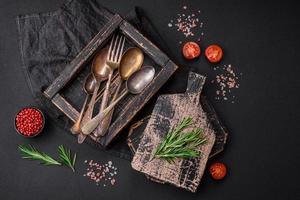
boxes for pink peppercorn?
[15,107,44,137]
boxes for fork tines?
[107,34,126,63]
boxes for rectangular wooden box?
[43,14,178,147]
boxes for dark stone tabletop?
[0,0,299,199]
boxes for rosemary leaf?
[57,145,76,172]
[153,117,206,162]
[18,144,61,166]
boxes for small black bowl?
[14,107,45,138]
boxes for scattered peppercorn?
[15,108,44,136]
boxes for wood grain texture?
[131,73,216,192]
[127,116,151,153]
[43,14,123,99]
[128,72,228,158]
[120,21,169,67]
[51,94,79,122]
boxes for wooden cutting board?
[131,73,216,192]
[128,72,228,158]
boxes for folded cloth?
[16,0,170,160]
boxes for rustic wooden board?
[131,73,216,192]
[127,116,150,154]
[128,72,228,158]
[43,14,178,147]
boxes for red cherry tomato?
[209,162,227,180]
[182,42,201,60]
[205,45,223,63]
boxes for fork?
[94,34,125,137]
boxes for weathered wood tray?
[43,14,178,147]
[128,72,228,158]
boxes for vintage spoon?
[118,47,144,82]
[77,48,111,144]
[81,66,155,135]
[94,47,144,137]
[70,74,96,135]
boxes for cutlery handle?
[100,71,113,112]
[95,79,122,137]
[77,133,87,144]
[70,95,89,134]
[78,81,101,143]
[95,72,119,103]
[81,90,128,135]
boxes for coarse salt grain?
[83,160,118,188]
[211,64,242,103]
[167,5,205,43]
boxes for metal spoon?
[94,47,144,137]
[70,74,96,135]
[119,47,144,81]
[81,66,155,135]
[77,48,111,144]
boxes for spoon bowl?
[127,66,155,94]
[92,49,111,81]
[84,74,96,94]
[119,47,144,80]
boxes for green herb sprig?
[18,144,76,172]
[57,145,76,172]
[18,144,61,166]
[152,117,207,162]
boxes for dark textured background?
[0,0,300,199]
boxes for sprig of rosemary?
[153,117,207,162]
[18,144,77,172]
[57,145,76,172]
[18,144,61,166]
